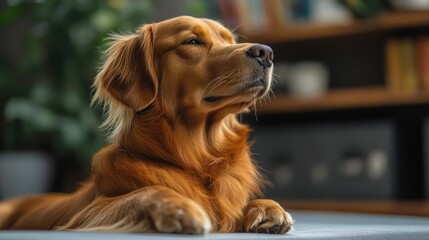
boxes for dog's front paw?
[149,199,212,234]
[244,199,293,234]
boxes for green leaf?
[0,5,23,25]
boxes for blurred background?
[1,0,429,215]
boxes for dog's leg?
[0,200,17,228]
[243,199,293,234]
[58,186,212,234]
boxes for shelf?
[280,200,429,216]
[257,87,429,114]
[243,11,429,44]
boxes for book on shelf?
[401,38,419,93]
[219,0,241,30]
[219,0,270,33]
[385,38,403,92]
[237,0,267,32]
[417,35,429,92]
[219,0,352,35]
[385,36,429,93]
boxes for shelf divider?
[258,87,429,114]
[242,11,429,44]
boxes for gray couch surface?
[1,211,428,240]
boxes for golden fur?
[0,16,293,234]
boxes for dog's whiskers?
[253,101,259,122]
[204,74,230,93]
[203,76,224,95]
[204,72,235,96]
[220,73,240,92]
[272,72,281,78]
[206,78,229,96]
[270,88,277,100]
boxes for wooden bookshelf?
[257,87,429,114]
[236,7,429,209]
[244,11,429,44]
[280,200,429,217]
[243,11,429,115]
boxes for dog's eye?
[184,39,204,45]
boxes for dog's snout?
[246,44,274,68]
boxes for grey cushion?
[1,211,428,240]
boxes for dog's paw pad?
[268,225,281,233]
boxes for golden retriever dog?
[0,16,293,234]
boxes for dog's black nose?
[247,44,274,68]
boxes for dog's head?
[93,16,273,142]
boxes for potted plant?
[0,0,155,196]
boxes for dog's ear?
[95,25,158,111]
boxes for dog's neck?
[121,105,250,172]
